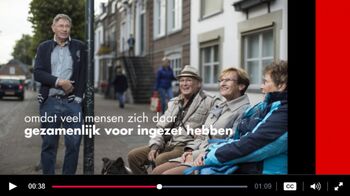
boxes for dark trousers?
[129,47,134,56]
[116,91,125,108]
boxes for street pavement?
[0,90,155,174]
[0,89,263,175]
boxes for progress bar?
[52,184,248,190]
[52,185,156,189]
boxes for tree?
[28,0,85,56]
[12,34,33,65]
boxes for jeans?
[116,91,125,108]
[158,87,173,114]
[39,97,82,175]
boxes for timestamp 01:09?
[254,183,273,190]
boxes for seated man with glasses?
[128,65,217,174]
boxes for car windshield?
[0,79,21,84]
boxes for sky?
[0,0,108,65]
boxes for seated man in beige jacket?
[151,67,251,174]
[128,65,217,174]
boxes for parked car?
[0,77,25,100]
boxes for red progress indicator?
[52,185,157,189]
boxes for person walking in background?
[34,14,86,175]
[127,34,135,56]
[155,57,176,114]
[113,66,128,109]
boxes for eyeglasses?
[218,78,238,83]
[179,78,194,83]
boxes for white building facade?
[190,0,287,104]
[94,19,104,89]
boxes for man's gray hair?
[52,14,72,25]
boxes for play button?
[9,182,17,191]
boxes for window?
[9,67,16,75]
[201,0,223,19]
[154,0,166,38]
[136,0,146,55]
[167,53,182,94]
[243,29,274,85]
[168,0,182,33]
[120,21,127,51]
[201,45,220,84]
[111,1,117,14]
[169,56,182,77]
[99,31,102,44]
[154,0,182,38]
[109,27,116,50]
[140,0,145,11]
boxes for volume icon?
[310,182,321,191]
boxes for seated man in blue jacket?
[192,60,288,174]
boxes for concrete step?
[122,56,156,104]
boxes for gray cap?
[176,65,202,81]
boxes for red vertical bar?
[316,0,350,174]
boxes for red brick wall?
[146,0,191,73]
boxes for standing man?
[127,34,135,56]
[34,14,86,175]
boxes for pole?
[84,0,94,174]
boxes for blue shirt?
[49,41,73,96]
